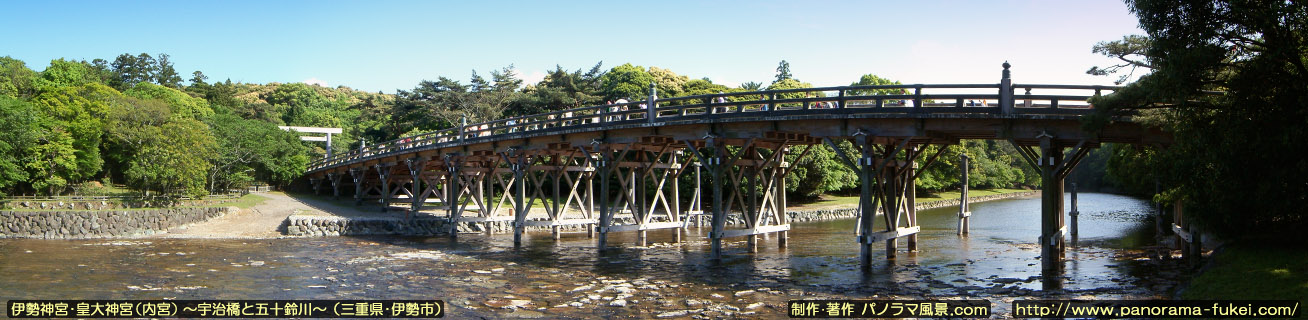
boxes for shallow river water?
[1,193,1176,318]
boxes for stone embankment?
[786,191,1038,223]
[285,191,1037,237]
[2,198,234,210]
[0,207,231,239]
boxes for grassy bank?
[226,193,272,209]
[1181,244,1308,302]
[791,188,1031,210]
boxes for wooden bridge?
[301,63,1172,274]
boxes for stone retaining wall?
[284,215,450,236]
[285,191,1037,237]
[0,207,231,239]
[2,198,236,210]
[784,191,1038,223]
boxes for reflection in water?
[1,193,1168,317]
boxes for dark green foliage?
[507,63,605,117]
[153,54,183,88]
[0,53,1058,200]
[785,142,858,200]
[1090,0,1308,242]
[207,114,308,191]
[1085,35,1154,84]
[599,63,656,101]
[774,60,792,83]
[109,53,157,90]
[0,56,38,98]
[0,96,38,194]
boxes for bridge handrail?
[306,83,1120,172]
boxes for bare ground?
[154,192,406,239]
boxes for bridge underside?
[307,115,1164,278]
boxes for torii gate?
[279,126,343,158]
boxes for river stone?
[609,299,627,307]
[657,310,690,318]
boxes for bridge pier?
[1010,135,1092,274]
[1172,200,1201,262]
[374,164,393,212]
[828,136,942,267]
[445,154,463,239]
[1070,182,1079,244]
[328,172,343,200]
[310,178,322,195]
[349,168,366,206]
[405,157,426,219]
[510,152,528,247]
[958,154,971,235]
[687,133,811,260]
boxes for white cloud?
[303,77,329,87]
[514,71,546,86]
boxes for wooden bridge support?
[405,157,425,217]
[1069,182,1079,244]
[687,132,814,260]
[1171,200,1201,261]
[310,178,322,195]
[958,154,971,235]
[328,172,344,200]
[827,136,944,267]
[519,144,597,241]
[1010,134,1091,272]
[596,137,689,248]
[509,152,528,247]
[349,168,366,206]
[445,154,463,239]
[374,164,394,212]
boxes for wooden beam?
[721,224,791,238]
[864,226,922,243]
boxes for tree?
[24,125,77,195]
[154,53,183,88]
[186,71,210,98]
[1085,35,1154,84]
[109,53,156,90]
[34,59,101,90]
[0,96,39,194]
[391,67,521,136]
[1090,0,1308,242]
[124,117,215,197]
[508,63,605,117]
[785,142,858,199]
[599,63,656,101]
[738,81,764,91]
[774,60,792,83]
[206,114,308,191]
[126,82,214,120]
[101,96,170,183]
[849,74,907,96]
[765,78,815,101]
[0,56,38,98]
[29,83,117,186]
[647,66,688,98]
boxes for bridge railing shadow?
[307,83,1120,172]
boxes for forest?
[0,54,1133,200]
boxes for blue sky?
[1,0,1145,93]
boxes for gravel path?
[155,192,397,238]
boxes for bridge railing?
[306,83,1120,172]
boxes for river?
[0,193,1180,318]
